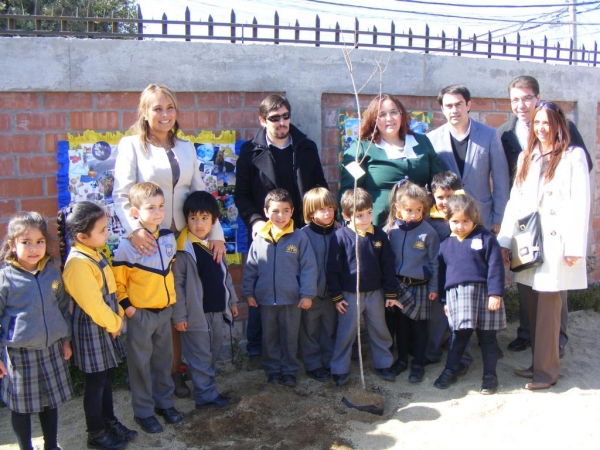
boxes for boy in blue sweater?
[242,188,317,387]
[326,188,401,387]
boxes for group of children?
[0,171,506,450]
[242,171,506,395]
[0,181,236,450]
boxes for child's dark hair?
[264,188,293,210]
[183,191,220,224]
[303,187,337,224]
[446,194,483,227]
[386,181,431,230]
[431,171,462,192]
[0,212,50,264]
[57,202,106,267]
[340,188,372,218]
[129,181,164,208]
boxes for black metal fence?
[1,6,597,67]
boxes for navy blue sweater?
[438,226,505,297]
[326,225,397,302]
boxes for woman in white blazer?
[497,101,590,390]
[113,84,225,398]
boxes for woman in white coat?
[113,84,225,398]
[497,101,590,390]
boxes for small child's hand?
[386,299,403,309]
[62,341,72,361]
[0,361,7,378]
[125,306,137,319]
[335,300,349,314]
[209,240,226,264]
[247,297,258,307]
[174,321,187,332]
[428,292,438,301]
[488,295,502,311]
[444,305,449,316]
[298,298,312,310]
[231,305,239,318]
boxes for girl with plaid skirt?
[0,212,73,450]
[59,202,135,450]
[435,195,506,395]
[386,181,440,384]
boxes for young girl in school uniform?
[0,212,73,450]
[59,202,135,450]
[434,194,506,395]
[386,181,440,384]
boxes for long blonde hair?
[132,84,181,155]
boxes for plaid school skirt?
[446,282,506,331]
[1,340,73,413]
[398,282,431,321]
[72,300,126,374]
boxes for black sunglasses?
[535,100,559,112]
[266,112,291,122]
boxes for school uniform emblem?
[286,244,298,253]
[471,238,483,250]
[374,241,383,248]
[52,280,60,292]
[165,244,174,257]
[413,240,426,250]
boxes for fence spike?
[457,27,462,56]
[516,32,520,61]
[208,15,213,37]
[316,15,320,47]
[594,41,597,67]
[354,17,359,48]
[543,36,548,63]
[569,38,574,65]
[231,9,236,43]
[442,29,446,50]
[185,7,190,42]
[391,20,395,51]
[373,25,377,46]
[137,4,143,40]
[488,31,492,58]
[425,24,429,54]
[274,11,279,45]
[335,21,340,44]
[162,12,167,36]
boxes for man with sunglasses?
[497,75,592,356]
[235,94,328,370]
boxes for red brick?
[0,200,17,219]
[323,164,341,184]
[0,222,6,242]
[432,111,446,129]
[496,98,513,112]
[323,128,340,148]
[0,92,39,109]
[0,113,11,132]
[197,92,242,108]
[229,265,243,284]
[175,92,196,109]
[0,157,15,176]
[593,216,600,230]
[321,108,340,128]
[21,197,59,217]
[122,111,139,129]
[44,134,69,153]
[397,96,431,110]
[0,135,42,154]
[244,92,282,107]
[96,92,140,109]
[220,110,256,128]
[18,155,58,175]
[328,182,339,196]
[322,94,368,110]
[46,239,60,260]
[46,176,58,196]
[70,111,119,130]
[244,129,256,140]
[44,92,93,109]
[16,112,66,131]
[321,146,339,166]
[480,112,509,128]
[0,178,44,197]
[176,111,217,130]
[473,98,495,111]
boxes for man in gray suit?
[427,85,510,233]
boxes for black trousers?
[11,406,58,450]
[446,328,498,376]
[83,368,115,433]
[396,312,428,367]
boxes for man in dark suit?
[234,94,327,370]
[497,75,593,356]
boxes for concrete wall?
[1,37,599,290]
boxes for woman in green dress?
[340,94,443,227]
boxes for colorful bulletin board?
[56,130,247,265]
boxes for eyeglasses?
[510,95,537,105]
[378,110,401,120]
[266,112,291,122]
[535,100,559,111]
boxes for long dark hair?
[0,212,50,264]
[57,202,106,268]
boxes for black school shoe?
[507,337,531,352]
[374,368,396,382]
[268,373,282,384]
[332,373,349,387]
[134,415,163,434]
[480,374,498,395]
[282,374,297,387]
[104,418,138,442]
[196,394,231,409]
[434,369,457,389]
[391,358,408,376]
[408,365,424,383]
[154,406,183,424]
[306,367,330,382]
[87,429,128,450]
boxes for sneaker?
[104,418,138,442]
[480,374,498,395]
[391,358,408,376]
[171,371,190,398]
[408,365,424,383]
[374,368,396,382]
[154,407,183,424]
[433,369,457,389]
[87,429,128,450]
[282,374,297,387]
[247,355,263,371]
[267,373,282,384]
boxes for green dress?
[340,133,443,227]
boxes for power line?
[395,0,600,8]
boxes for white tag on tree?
[344,161,366,180]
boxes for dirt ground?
[1,310,600,450]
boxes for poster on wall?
[56,130,246,265]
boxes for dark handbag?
[509,211,543,272]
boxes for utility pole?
[569,0,578,49]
